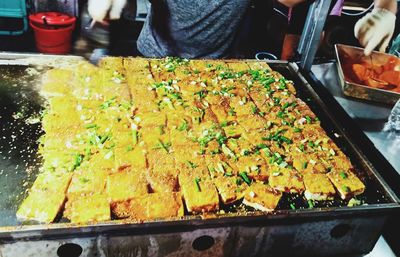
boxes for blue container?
[0,0,28,35]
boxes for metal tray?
[0,53,399,257]
[335,44,400,105]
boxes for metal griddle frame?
[0,53,399,255]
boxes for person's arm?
[354,0,397,55]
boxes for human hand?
[354,8,396,56]
[88,0,127,22]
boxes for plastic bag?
[384,99,400,132]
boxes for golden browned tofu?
[211,174,245,204]
[41,70,74,97]
[292,153,327,174]
[269,168,305,193]
[327,170,365,200]
[88,151,116,172]
[16,190,66,223]
[30,171,72,194]
[98,57,124,72]
[67,169,108,198]
[112,197,147,219]
[246,61,271,70]
[106,170,148,203]
[146,151,178,192]
[32,57,369,223]
[303,173,336,201]
[112,192,183,220]
[146,192,184,219]
[327,154,354,172]
[65,194,110,223]
[114,146,147,170]
[235,155,269,181]
[179,170,219,213]
[147,169,178,193]
[242,182,282,211]
[226,61,250,71]
[123,57,150,72]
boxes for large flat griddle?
[0,53,398,256]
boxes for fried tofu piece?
[139,112,167,128]
[114,146,147,170]
[112,192,184,220]
[179,170,219,213]
[327,154,354,172]
[16,190,66,224]
[123,57,150,73]
[246,61,271,71]
[98,57,124,72]
[269,168,305,193]
[140,127,170,147]
[41,151,80,172]
[292,153,327,174]
[146,151,178,192]
[41,70,74,97]
[65,194,110,223]
[237,114,267,131]
[303,173,336,201]
[67,169,108,197]
[222,122,246,138]
[226,61,250,71]
[235,155,269,181]
[88,150,116,172]
[112,196,147,219]
[211,174,245,204]
[327,170,365,200]
[146,192,184,219]
[106,170,148,203]
[30,171,72,194]
[242,182,282,212]
[42,112,81,132]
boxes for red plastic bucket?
[29,12,76,54]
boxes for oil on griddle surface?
[16,57,369,225]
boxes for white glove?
[354,8,396,56]
[88,0,127,22]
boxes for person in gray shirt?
[88,0,397,58]
[88,0,305,58]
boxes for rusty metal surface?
[0,53,398,257]
[335,44,400,104]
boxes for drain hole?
[330,224,351,238]
[192,235,215,251]
[57,243,83,257]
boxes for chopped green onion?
[73,153,83,170]
[340,171,348,179]
[132,129,138,145]
[239,171,251,185]
[85,124,98,129]
[158,125,165,135]
[308,200,315,209]
[302,162,308,169]
[79,177,90,183]
[294,127,302,133]
[100,134,110,144]
[342,185,350,192]
[194,177,201,192]
[290,203,296,210]
[185,161,198,169]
